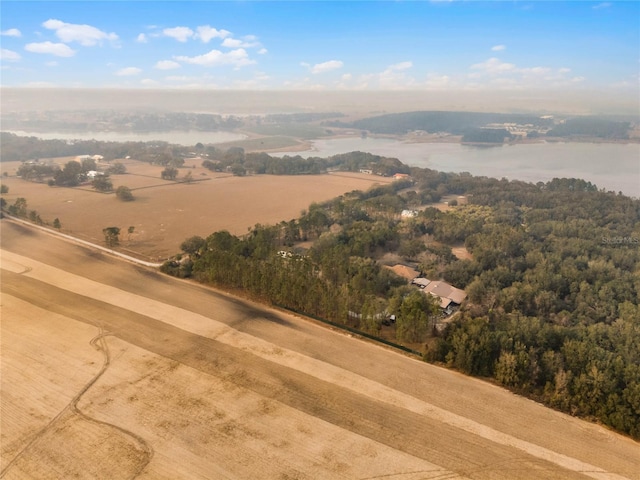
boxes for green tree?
[115,185,134,201]
[17,163,57,182]
[8,197,27,217]
[396,290,437,343]
[224,147,245,164]
[53,218,61,230]
[102,227,121,247]
[54,160,83,186]
[161,167,178,180]
[127,225,135,241]
[0,184,8,194]
[106,162,127,174]
[181,235,206,256]
[230,163,246,176]
[92,175,113,192]
[81,157,97,172]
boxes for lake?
[274,138,640,197]
[5,130,245,145]
[7,129,638,197]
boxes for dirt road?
[1,221,638,479]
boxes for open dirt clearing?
[0,160,392,260]
[1,221,639,479]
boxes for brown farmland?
[0,159,393,260]
[1,221,639,480]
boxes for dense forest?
[163,154,640,439]
[328,111,555,135]
[202,149,410,176]
[0,109,342,135]
[0,132,192,164]
[0,110,242,133]
[546,117,631,139]
[330,110,633,140]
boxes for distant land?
[1,87,639,117]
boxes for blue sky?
[1,1,638,92]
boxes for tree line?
[1,110,242,134]
[328,111,632,140]
[328,111,555,135]
[202,148,411,177]
[1,132,188,166]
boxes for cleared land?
[1,221,639,480]
[0,159,392,260]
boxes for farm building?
[393,173,410,180]
[412,277,467,310]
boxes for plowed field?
[1,222,639,479]
[0,159,392,260]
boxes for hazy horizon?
[1,87,638,117]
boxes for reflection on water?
[274,138,640,197]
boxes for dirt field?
[0,159,393,260]
[1,221,639,480]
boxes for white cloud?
[467,57,583,89]
[45,61,58,67]
[491,44,506,52]
[1,49,21,61]
[309,60,343,74]
[221,38,243,48]
[471,57,516,75]
[116,67,142,76]
[593,2,611,9]
[163,26,194,42]
[222,37,261,49]
[140,78,160,86]
[378,61,415,88]
[1,28,22,37]
[196,25,230,43]
[43,19,118,46]
[155,60,181,70]
[385,61,413,72]
[25,41,76,57]
[258,48,268,55]
[174,48,255,68]
[136,33,148,43]
[520,66,551,76]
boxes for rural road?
[1,220,639,479]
